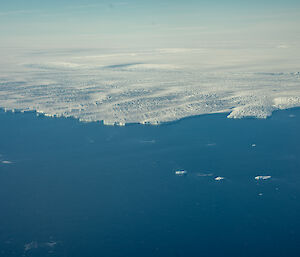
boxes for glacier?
[0,46,299,125]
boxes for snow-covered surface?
[0,46,299,125]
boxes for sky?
[0,0,300,48]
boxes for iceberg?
[214,176,224,181]
[175,170,187,175]
[255,175,271,180]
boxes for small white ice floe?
[251,144,256,147]
[44,241,57,248]
[214,176,224,181]
[255,175,271,180]
[24,241,38,251]
[1,160,12,164]
[175,170,187,175]
[206,143,216,147]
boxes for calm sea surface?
[0,109,300,257]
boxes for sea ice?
[24,241,38,252]
[175,170,187,175]
[255,175,271,180]
[214,176,224,181]
[1,160,12,164]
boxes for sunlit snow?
[0,46,299,125]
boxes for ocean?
[0,109,300,257]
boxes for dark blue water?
[0,109,300,257]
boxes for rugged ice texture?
[0,47,299,125]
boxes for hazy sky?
[0,0,300,48]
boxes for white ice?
[255,176,272,180]
[0,46,299,125]
[214,176,224,181]
[175,170,187,175]
[1,160,12,164]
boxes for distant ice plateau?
[0,47,299,125]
